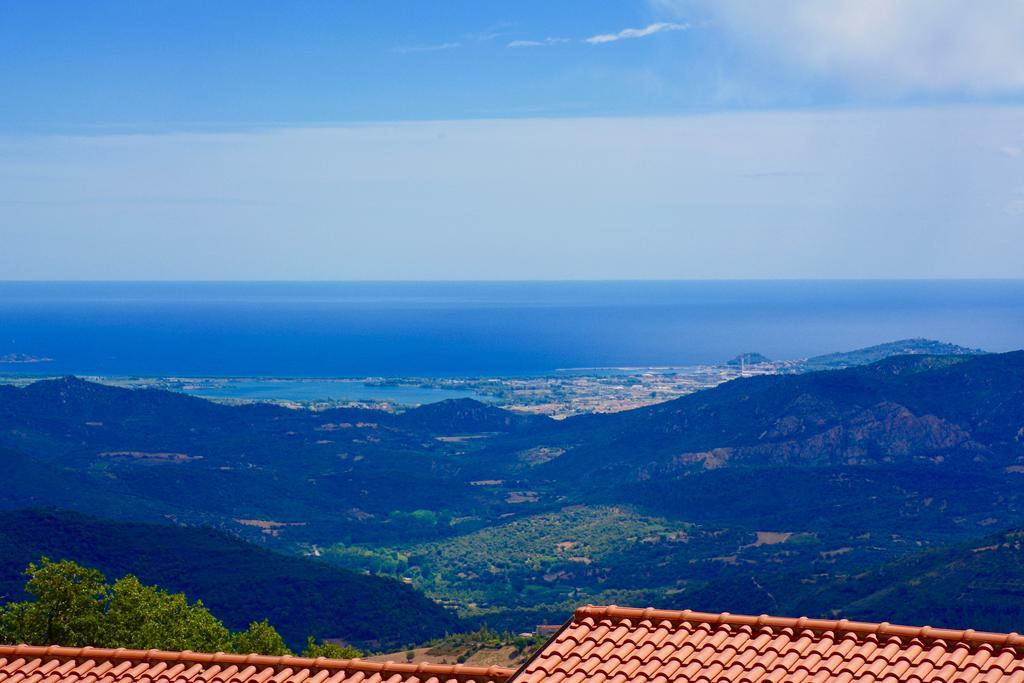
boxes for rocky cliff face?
[668,402,986,472]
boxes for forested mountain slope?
[0,510,459,649]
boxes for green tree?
[232,619,291,656]
[101,575,232,652]
[0,601,31,644]
[301,635,362,659]
[0,558,294,656]
[0,558,107,646]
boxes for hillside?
[814,529,1024,631]
[0,510,460,650]
[484,352,1024,550]
[325,506,697,615]
[322,500,1024,634]
[679,528,1024,633]
[799,338,986,371]
[0,377,554,543]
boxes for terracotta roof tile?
[511,606,1024,682]
[0,646,513,683]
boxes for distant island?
[726,352,772,366]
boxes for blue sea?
[1,281,1022,385]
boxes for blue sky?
[0,1,712,129]
[1,1,1023,278]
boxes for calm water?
[180,379,482,404]
[0,281,1022,378]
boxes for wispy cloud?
[398,25,511,53]
[585,22,688,44]
[394,42,461,54]
[507,37,570,48]
[508,22,687,49]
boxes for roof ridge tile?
[573,606,1024,650]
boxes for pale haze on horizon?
[0,0,1022,280]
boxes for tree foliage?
[0,558,361,659]
[233,619,291,656]
[0,558,107,647]
[101,575,231,652]
[301,636,362,659]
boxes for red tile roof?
[9,606,1024,683]
[0,644,513,683]
[513,606,1024,683]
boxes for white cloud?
[655,0,1024,94]
[507,37,569,48]
[584,22,688,45]
[394,42,461,54]
[3,108,1023,279]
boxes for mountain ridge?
[533,351,1024,480]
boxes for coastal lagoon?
[172,378,483,404]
